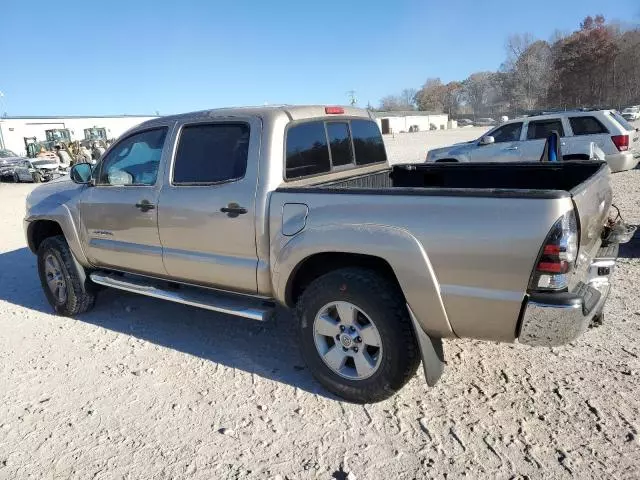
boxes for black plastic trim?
[276,185,569,199]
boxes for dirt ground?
[0,130,639,479]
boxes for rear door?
[78,126,170,275]
[520,118,565,161]
[566,115,610,156]
[467,122,523,162]
[157,118,260,294]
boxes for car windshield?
[0,149,18,158]
[623,107,639,113]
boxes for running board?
[89,273,274,321]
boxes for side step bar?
[89,273,274,321]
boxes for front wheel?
[32,172,42,183]
[37,235,96,316]
[296,268,420,403]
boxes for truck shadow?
[0,247,333,399]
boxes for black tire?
[13,173,20,183]
[37,235,96,316]
[296,268,420,403]
[32,172,42,183]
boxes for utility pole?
[346,90,357,106]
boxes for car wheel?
[13,173,20,183]
[296,268,420,403]
[32,172,42,183]
[37,235,96,316]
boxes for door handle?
[506,146,519,151]
[135,200,155,212]
[561,142,567,146]
[220,203,247,218]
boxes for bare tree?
[378,15,640,116]
[400,88,417,109]
[463,72,494,116]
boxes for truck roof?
[140,105,373,128]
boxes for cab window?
[490,122,523,143]
[527,119,565,139]
[97,128,168,186]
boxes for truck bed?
[285,161,606,199]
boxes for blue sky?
[1,0,638,116]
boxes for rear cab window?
[569,116,608,135]
[526,119,565,139]
[285,118,386,179]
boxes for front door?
[469,122,523,162]
[520,118,565,161]
[78,126,170,275]
[157,119,260,294]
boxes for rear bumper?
[606,151,639,172]
[518,244,617,347]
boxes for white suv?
[426,110,640,172]
[622,106,640,121]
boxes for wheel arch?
[285,252,400,308]
[27,219,64,253]
[273,225,454,338]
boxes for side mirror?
[70,163,93,184]
[480,135,495,146]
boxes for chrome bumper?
[518,245,616,347]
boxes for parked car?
[473,117,497,127]
[426,109,640,172]
[0,157,65,183]
[456,118,474,127]
[621,106,640,121]
[24,105,630,403]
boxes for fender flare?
[273,223,454,338]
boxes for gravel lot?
[0,127,639,479]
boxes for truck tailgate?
[570,164,612,258]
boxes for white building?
[0,115,158,156]
[372,111,450,134]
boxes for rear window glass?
[527,119,565,139]
[610,111,634,131]
[173,123,249,184]
[326,122,354,167]
[285,121,330,179]
[350,120,387,165]
[569,116,608,135]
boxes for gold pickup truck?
[24,105,632,403]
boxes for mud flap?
[407,305,445,386]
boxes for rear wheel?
[37,236,96,316]
[32,172,42,183]
[296,268,420,403]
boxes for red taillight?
[612,134,629,152]
[537,261,570,274]
[325,106,344,115]
[529,211,579,291]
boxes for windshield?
[622,107,639,113]
[0,149,18,158]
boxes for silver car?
[0,155,64,183]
